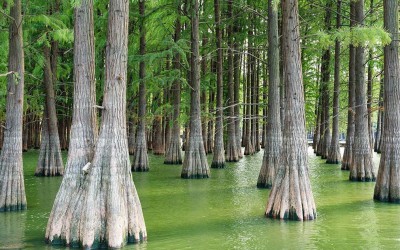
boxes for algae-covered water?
[1,148,400,249]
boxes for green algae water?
[1,148,400,249]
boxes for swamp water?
[1,148,400,249]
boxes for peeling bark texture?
[165,15,182,165]
[35,46,64,177]
[132,0,149,172]
[0,0,26,212]
[349,0,375,182]
[265,0,316,221]
[211,0,225,169]
[341,2,356,170]
[257,0,282,189]
[47,0,146,247]
[374,0,400,202]
[327,0,342,164]
[181,0,210,179]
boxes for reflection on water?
[1,148,400,249]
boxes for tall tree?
[181,0,210,178]
[349,0,375,181]
[233,14,243,158]
[326,0,342,164]
[48,0,147,247]
[225,0,239,162]
[211,0,225,168]
[265,0,316,221]
[317,0,332,159]
[46,0,98,243]
[35,42,64,176]
[0,0,26,211]
[132,0,149,171]
[165,14,183,165]
[257,0,282,188]
[374,0,400,202]
[341,2,356,170]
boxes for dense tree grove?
[0,0,399,247]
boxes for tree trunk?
[201,91,208,154]
[128,115,136,155]
[367,51,374,148]
[373,0,400,202]
[225,0,240,159]
[211,0,225,168]
[35,45,64,176]
[0,0,26,211]
[244,33,255,155]
[152,114,164,155]
[23,111,28,152]
[207,91,214,154]
[132,0,149,171]
[374,76,383,152]
[46,0,98,243]
[319,0,332,159]
[254,58,261,152]
[233,29,242,158]
[0,122,3,150]
[257,0,282,189]
[47,0,146,247]
[165,14,182,164]
[181,0,210,178]
[313,86,321,153]
[261,61,267,149]
[327,0,342,164]
[341,1,356,170]
[242,61,247,148]
[265,0,316,221]
[163,87,171,152]
[349,0,375,181]
[152,93,165,155]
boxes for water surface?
[1,148,399,249]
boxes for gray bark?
[257,0,282,189]
[265,0,316,221]
[35,45,64,176]
[341,2,356,170]
[132,0,149,171]
[374,0,400,202]
[326,0,342,164]
[349,0,375,182]
[165,14,182,164]
[0,0,26,212]
[211,0,225,168]
[48,0,146,247]
[181,0,210,178]
[225,0,239,162]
